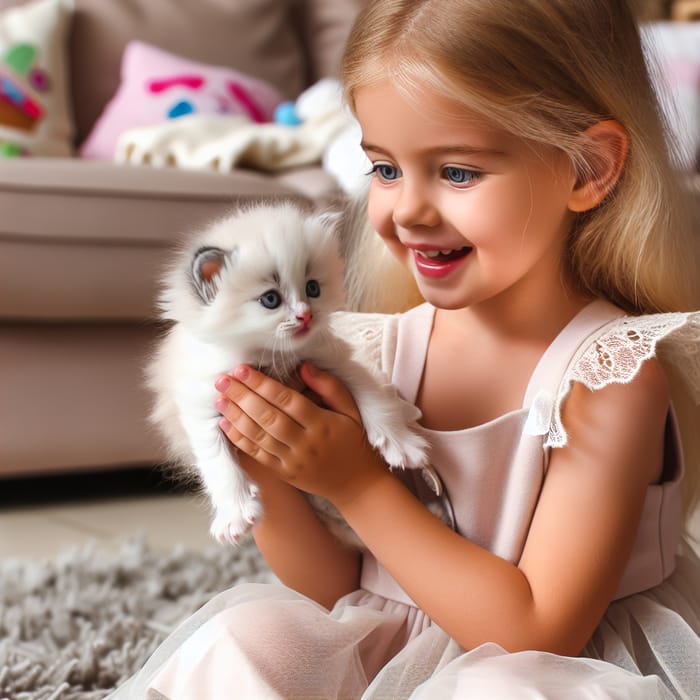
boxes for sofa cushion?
[0,0,73,156]
[66,0,309,147]
[0,158,334,321]
[80,41,285,160]
[295,0,368,82]
[0,322,166,473]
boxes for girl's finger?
[216,392,294,459]
[220,368,307,433]
[299,363,362,422]
[218,415,282,470]
[226,365,319,426]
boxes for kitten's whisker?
[267,333,288,382]
[266,336,280,380]
[259,337,276,378]
[271,331,299,383]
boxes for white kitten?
[147,202,429,547]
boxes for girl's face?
[355,81,581,313]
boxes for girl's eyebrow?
[360,142,392,155]
[360,142,506,158]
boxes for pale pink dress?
[109,300,700,700]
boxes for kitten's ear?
[191,246,228,303]
[314,210,342,233]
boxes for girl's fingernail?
[219,418,232,433]
[214,395,228,413]
[215,375,231,392]
[233,365,250,381]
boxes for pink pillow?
[80,41,284,160]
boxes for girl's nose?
[392,182,440,229]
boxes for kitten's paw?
[368,426,429,470]
[210,496,263,545]
[240,494,263,528]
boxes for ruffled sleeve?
[545,311,700,449]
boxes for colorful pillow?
[0,0,74,158]
[80,41,285,160]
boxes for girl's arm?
[216,365,383,609]
[340,358,670,654]
[237,454,362,609]
[217,358,669,655]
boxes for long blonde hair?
[342,0,699,315]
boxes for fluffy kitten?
[147,202,429,547]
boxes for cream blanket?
[114,108,354,173]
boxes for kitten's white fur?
[147,202,428,547]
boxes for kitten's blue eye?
[443,166,478,185]
[306,280,321,298]
[259,290,282,309]
[370,162,401,182]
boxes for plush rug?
[0,536,272,700]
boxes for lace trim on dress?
[329,311,391,379]
[542,312,700,448]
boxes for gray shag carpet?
[0,536,272,700]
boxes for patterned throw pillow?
[0,0,73,157]
[80,41,285,160]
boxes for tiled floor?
[0,467,214,560]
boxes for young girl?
[111,1,700,697]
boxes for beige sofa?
[0,0,365,478]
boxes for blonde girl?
[110,1,700,698]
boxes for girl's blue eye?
[306,280,321,298]
[259,290,282,309]
[443,166,478,185]
[371,163,401,182]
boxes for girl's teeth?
[420,249,456,258]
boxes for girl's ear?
[568,120,629,213]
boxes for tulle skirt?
[108,547,700,700]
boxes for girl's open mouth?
[413,246,473,278]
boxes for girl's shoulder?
[535,310,700,449]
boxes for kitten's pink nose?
[296,309,312,328]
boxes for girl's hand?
[214,363,389,508]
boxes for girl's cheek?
[367,193,394,241]
[367,184,385,222]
